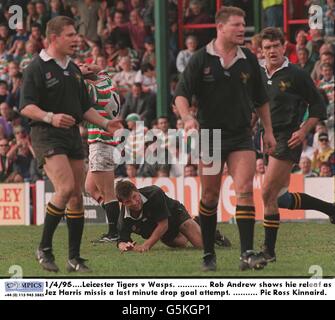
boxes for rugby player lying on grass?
[115,180,231,253]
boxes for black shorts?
[31,125,85,168]
[272,130,302,164]
[161,203,191,244]
[199,128,255,162]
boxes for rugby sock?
[66,208,85,260]
[194,215,225,243]
[199,200,217,255]
[104,200,120,234]
[39,203,65,250]
[278,192,334,216]
[264,213,280,256]
[235,205,255,254]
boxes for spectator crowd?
[0,0,334,183]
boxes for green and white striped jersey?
[85,71,121,145]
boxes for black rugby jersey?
[20,54,91,125]
[174,43,268,131]
[260,61,326,131]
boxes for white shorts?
[88,142,116,172]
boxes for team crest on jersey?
[279,80,291,92]
[45,72,52,79]
[74,72,82,83]
[203,67,211,75]
[240,72,250,84]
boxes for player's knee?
[56,184,75,203]
[236,180,253,193]
[277,191,294,209]
[162,237,187,248]
[235,182,253,201]
[179,219,195,233]
[176,240,188,248]
[261,182,279,205]
[201,189,219,207]
[69,192,83,208]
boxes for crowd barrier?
[0,183,30,225]
[0,175,333,225]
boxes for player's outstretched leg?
[278,191,335,224]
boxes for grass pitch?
[0,222,334,277]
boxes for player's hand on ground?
[106,118,123,135]
[51,114,76,128]
[288,129,306,149]
[263,131,277,155]
[118,241,136,253]
[133,243,150,253]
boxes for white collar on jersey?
[40,49,71,70]
[124,193,148,220]
[259,57,290,79]
[206,39,247,69]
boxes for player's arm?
[83,107,123,134]
[79,69,122,133]
[117,220,135,253]
[134,188,170,253]
[255,103,276,155]
[255,102,272,133]
[252,57,276,154]
[85,64,102,74]
[21,104,76,128]
[174,96,199,132]
[19,63,76,128]
[174,53,201,131]
[20,104,48,121]
[134,218,169,253]
[288,70,327,149]
[288,117,319,149]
